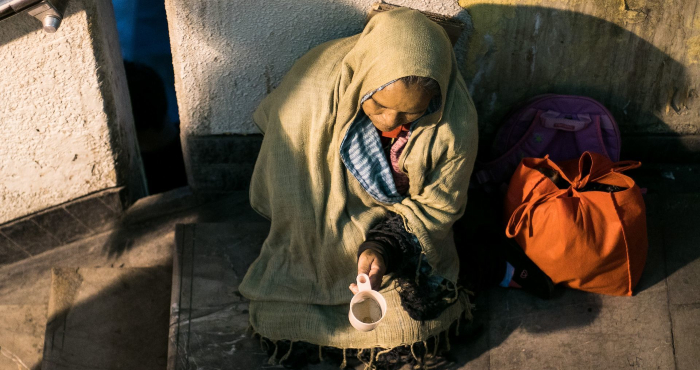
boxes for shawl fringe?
[249,303,472,370]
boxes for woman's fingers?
[357,250,386,291]
[357,250,372,274]
[349,249,385,294]
[368,258,384,290]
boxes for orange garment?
[379,123,411,138]
[504,152,647,296]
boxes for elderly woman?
[240,8,478,368]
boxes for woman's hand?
[349,249,386,294]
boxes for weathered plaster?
[0,0,145,224]
[459,0,700,137]
[167,0,700,141]
[165,0,470,136]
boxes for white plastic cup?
[349,273,387,332]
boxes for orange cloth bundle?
[504,152,647,296]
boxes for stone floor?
[0,188,257,370]
[0,164,699,370]
[169,192,700,370]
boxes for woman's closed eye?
[366,99,425,120]
[361,81,434,131]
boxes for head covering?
[241,8,478,351]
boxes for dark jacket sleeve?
[357,213,421,274]
[358,213,456,321]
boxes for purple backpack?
[474,94,621,187]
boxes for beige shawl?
[240,8,479,351]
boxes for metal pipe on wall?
[0,0,69,32]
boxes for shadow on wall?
[459,4,692,158]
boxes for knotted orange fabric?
[504,152,647,296]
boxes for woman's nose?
[382,111,402,128]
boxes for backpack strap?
[540,110,591,131]
[572,115,612,160]
[475,111,616,188]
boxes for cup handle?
[356,273,372,292]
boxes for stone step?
[41,267,171,370]
[168,222,270,370]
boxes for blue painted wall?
[112,0,178,123]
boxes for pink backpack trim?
[475,95,621,187]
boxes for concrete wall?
[164,0,469,137]
[0,0,146,224]
[165,0,470,190]
[165,0,700,190]
[459,0,700,139]
[167,0,699,136]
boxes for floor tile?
[170,223,270,370]
[669,303,700,370]
[42,267,171,370]
[632,193,667,294]
[451,292,490,370]
[663,194,700,370]
[0,232,30,267]
[0,304,46,370]
[63,194,119,232]
[1,219,60,257]
[487,287,674,370]
[31,207,92,245]
[663,194,700,305]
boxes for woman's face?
[361,81,434,133]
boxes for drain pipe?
[0,0,68,33]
